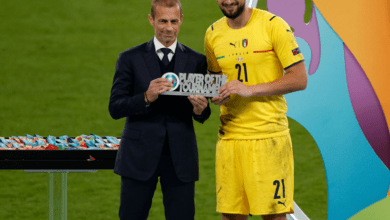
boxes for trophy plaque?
[160,72,227,97]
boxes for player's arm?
[219,16,308,99]
[218,61,307,98]
[255,61,307,95]
[203,25,231,105]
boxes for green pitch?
[0,0,326,219]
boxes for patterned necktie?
[160,48,171,66]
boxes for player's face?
[217,0,246,19]
[148,5,183,47]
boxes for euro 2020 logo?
[161,72,227,97]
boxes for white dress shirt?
[153,36,177,62]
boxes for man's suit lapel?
[144,39,161,79]
[174,42,188,73]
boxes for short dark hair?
[151,0,182,19]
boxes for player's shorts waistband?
[218,129,290,140]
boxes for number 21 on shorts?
[273,179,285,199]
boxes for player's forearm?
[249,72,307,96]
[250,61,307,96]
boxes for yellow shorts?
[215,135,294,216]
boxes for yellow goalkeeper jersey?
[204,8,304,139]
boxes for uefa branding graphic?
[162,72,180,91]
[161,72,227,97]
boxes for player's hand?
[145,78,172,103]
[210,95,230,106]
[188,95,208,115]
[218,80,252,98]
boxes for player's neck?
[227,7,252,29]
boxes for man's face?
[148,5,183,47]
[217,0,246,19]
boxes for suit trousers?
[119,139,195,220]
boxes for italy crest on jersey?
[242,39,248,48]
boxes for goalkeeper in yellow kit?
[205,1,308,220]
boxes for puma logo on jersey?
[230,43,236,48]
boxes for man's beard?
[219,2,245,19]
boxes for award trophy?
[160,72,227,97]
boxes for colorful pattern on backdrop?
[266,0,390,219]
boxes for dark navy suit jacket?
[109,39,210,183]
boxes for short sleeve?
[271,17,304,69]
[204,26,222,74]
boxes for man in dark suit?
[109,0,210,219]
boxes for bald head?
[151,0,182,19]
